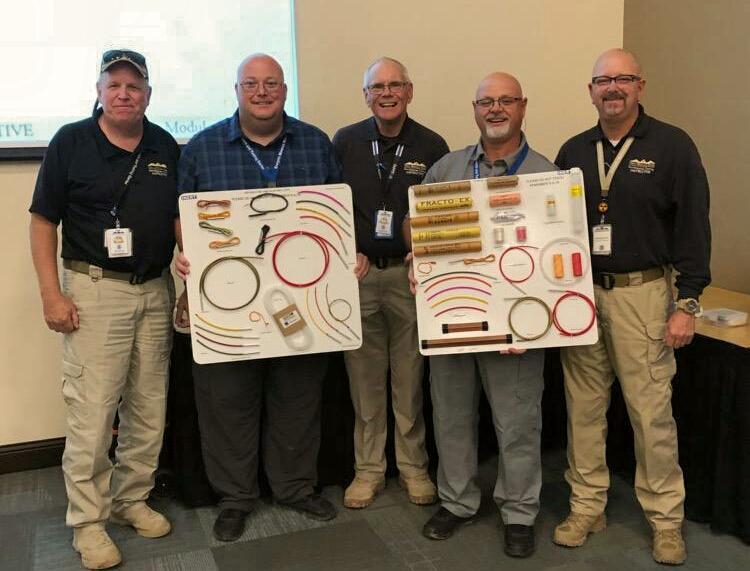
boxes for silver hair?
[362,57,411,89]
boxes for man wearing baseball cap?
[29,49,179,569]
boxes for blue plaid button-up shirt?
[178,111,341,193]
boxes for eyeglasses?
[367,81,409,95]
[473,96,523,110]
[239,80,283,94]
[591,75,642,87]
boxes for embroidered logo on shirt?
[403,161,427,176]
[628,159,655,174]
[148,162,168,177]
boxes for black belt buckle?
[374,257,387,270]
[600,272,616,290]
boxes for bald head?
[592,48,642,78]
[475,72,523,101]
[237,53,285,83]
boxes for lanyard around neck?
[110,151,142,227]
[372,139,405,184]
[473,141,529,179]
[596,136,635,196]
[242,136,287,187]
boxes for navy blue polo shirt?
[30,109,180,278]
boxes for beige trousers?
[561,276,685,529]
[344,263,427,479]
[61,269,174,527]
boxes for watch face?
[686,300,699,312]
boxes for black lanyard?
[371,139,405,208]
[109,151,142,228]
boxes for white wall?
[0,0,623,445]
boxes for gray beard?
[485,123,510,140]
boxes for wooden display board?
[179,184,362,364]
[409,168,598,355]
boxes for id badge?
[104,228,133,258]
[374,209,394,240]
[592,224,612,256]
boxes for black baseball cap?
[100,49,148,79]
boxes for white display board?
[179,184,362,364]
[409,168,598,355]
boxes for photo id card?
[592,224,612,256]
[374,209,394,240]
[104,228,133,258]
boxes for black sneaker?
[213,508,250,542]
[278,493,338,521]
[504,524,535,558]
[422,507,476,540]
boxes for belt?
[593,267,664,290]
[368,256,405,270]
[63,259,162,285]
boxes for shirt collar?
[588,104,651,143]
[227,110,295,145]
[90,108,157,157]
[470,132,528,164]
[364,115,413,144]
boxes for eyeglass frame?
[365,81,411,95]
[590,74,642,88]
[472,96,524,110]
[238,79,285,94]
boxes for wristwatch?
[674,298,702,316]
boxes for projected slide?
[0,0,298,150]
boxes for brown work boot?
[399,473,437,505]
[344,476,385,508]
[111,501,171,538]
[553,512,606,547]
[72,523,122,570]
[652,528,687,565]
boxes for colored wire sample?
[552,291,597,336]
[426,286,492,302]
[199,221,233,236]
[421,334,512,349]
[434,306,488,318]
[325,284,360,340]
[195,339,260,357]
[441,321,489,334]
[448,254,496,266]
[299,189,351,214]
[209,237,241,249]
[498,246,536,284]
[194,313,254,332]
[507,296,552,341]
[423,275,494,292]
[199,257,261,311]
[193,323,258,340]
[197,199,232,208]
[296,199,352,227]
[299,215,349,255]
[420,270,497,286]
[198,210,230,220]
[296,207,352,237]
[267,230,344,288]
[305,289,342,343]
[430,295,489,308]
[315,286,350,340]
[194,330,260,348]
[416,261,436,275]
[246,192,290,217]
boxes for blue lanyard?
[473,141,529,179]
[372,140,405,184]
[242,136,287,187]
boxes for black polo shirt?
[333,116,449,258]
[555,106,711,300]
[30,110,180,279]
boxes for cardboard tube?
[413,240,482,257]
[488,192,521,208]
[415,196,473,212]
[412,226,481,243]
[412,181,472,196]
[410,211,480,228]
[486,175,519,189]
